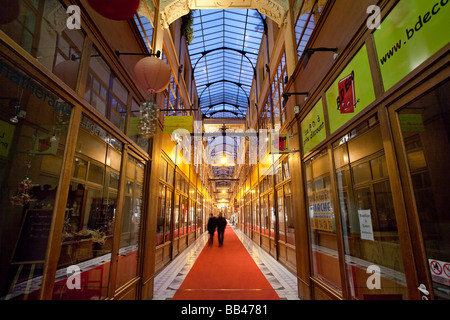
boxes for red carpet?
[172,225,280,300]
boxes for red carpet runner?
[172,225,280,300]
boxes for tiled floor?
[152,225,300,300]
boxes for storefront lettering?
[309,189,334,232]
[308,188,330,203]
[0,60,71,116]
[80,117,108,141]
[374,0,449,90]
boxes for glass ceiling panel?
[189,9,264,118]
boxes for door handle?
[417,283,430,296]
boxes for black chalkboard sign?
[11,209,53,264]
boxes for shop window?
[283,156,291,180]
[252,197,260,233]
[174,193,180,238]
[156,183,166,246]
[277,182,294,245]
[189,185,196,232]
[84,48,128,132]
[177,192,188,237]
[53,115,123,300]
[0,0,86,91]
[284,182,295,245]
[260,194,269,236]
[277,188,285,241]
[397,81,450,299]
[196,195,202,235]
[167,164,174,186]
[305,149,342,293]
[334,118,408,299]
[275,162,283,185]
[160,158,168,182]
[165,189,172,242]
[294,0,327,60]
[271,51,287,130]
[116,156,145,290]
[0,58,72,300]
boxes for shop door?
[389,80,450,300]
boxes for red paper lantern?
[87,0,140,21]
[134,57,171,93]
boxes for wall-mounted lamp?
[283,92,309,108]
[303,47,339,69]
[115,50,161,59]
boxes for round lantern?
[0,0,20,25]
[133,56,171,93]
[87,0,140,21]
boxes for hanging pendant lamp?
[133,56,171,94]
[86,0,140,21]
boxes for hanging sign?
[0,119,15,157]
[301,99,326,154]
[163,116,193,134]
[325,45,376,134]
[309,188,334,232]
[269,133,290,153]
[373,0,450,91]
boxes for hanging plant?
[181,10,195,45]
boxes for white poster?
[358,209,374,241]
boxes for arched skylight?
[189,9,265,118]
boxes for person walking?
[207,214,217,246]
[216,213,227,246]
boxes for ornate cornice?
[143,0,290,29]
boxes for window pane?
[278,189,285,241]
[306,150,342,292]
[88,163,104,184]
[73,158,88,180]
[284,182,295,246]
[352,162,371,185]
[0,58,72,300]
[116,157,144,290]
[55,116,123,300]
[165,190,172,242]
[399,82,450,299]
[334,123,407,300]
[157,183,165,246]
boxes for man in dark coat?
[216,213,227,246]
[207,214,217,246]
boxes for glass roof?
[189,9,265,118]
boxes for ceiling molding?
[152,0,290,28]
